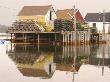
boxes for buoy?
[0,40,5,44]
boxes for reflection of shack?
[17,54,56,78]
[89,44,110,66]
[89,57,110,66]
[8,45,56,78]
[56,63,80,72]
[54,54,80,72]
[54,45,91,72]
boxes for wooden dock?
[7,20,93,45]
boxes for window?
[93,23,96,27]
[50,11,52,20]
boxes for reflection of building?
[17,56,56,78]
[54,45,90,72]
[89,44,110,66]
[7,44,56,78]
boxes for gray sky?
[0,0,110,26]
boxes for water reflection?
[6,43,110,81]
[7,44,56,78]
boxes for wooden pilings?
[37,33,39,52]
[61,31,90,45]
[11,33,12,41]
[10,30,91,45]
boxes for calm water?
[0,42,110,82]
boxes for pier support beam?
[67,32,69,45]
[54,33,57,45]
[72,32,74,44]
[11,33,12,42]
[70,32,73,44]
[37,34,39,52]
[24,33,26,43]
[38,34,39,45]
[65,33,67,45]
[63,34,65,45]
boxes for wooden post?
[38,34,39,45]
[72,32,74,44]
[37,33,39,52]
[79,32,81,45]
[11,43,12,52]
[63,33,65,45]
[65,32,67,45]
[84,32,86,45]
[58,34,60,44]
[11,33,12,42]
[67,32,69,45]
[25,33,26,43]
[64,33,66,44]
[71,32,73,44]
[55,33,57,45]
[27,34,29,43]
[23,33,24,42]
[48,34,50,44]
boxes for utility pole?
[72,2,77,82]
[102,9,105,76]
[67,4,77,82]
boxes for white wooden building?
[85,12,110,33]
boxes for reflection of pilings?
[70,45,73,58]
[67,45,69,58]
[24,44,27,51]
[64,45,66,58]
[62,45,65,58]
[49,64,52,74]
[102,44,105,76]
[62,45,74,60]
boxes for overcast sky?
[0,0,110,26]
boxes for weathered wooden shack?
[8,6,91,45]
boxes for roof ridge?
[18,5,52,16]
[23,5,52,7]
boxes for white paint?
[45,7,57,29]
[88,22,110,33]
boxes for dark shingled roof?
[18,5,52,16]
[85,12,110,22]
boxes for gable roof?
[56,9,78,20]
[18,5,52,16]
[85,12,110,22]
